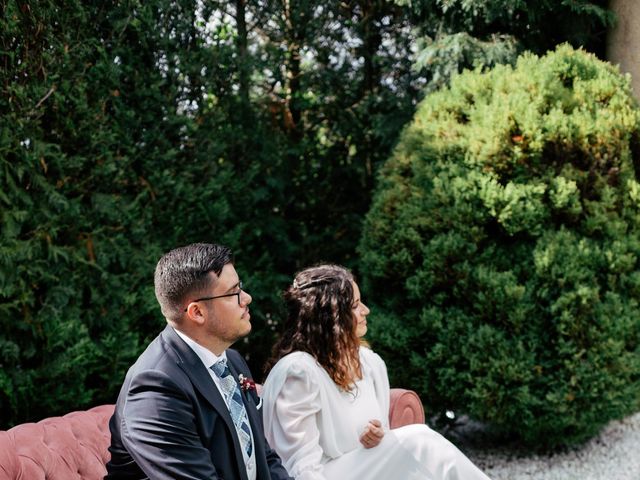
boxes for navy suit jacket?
[105,325,292,480]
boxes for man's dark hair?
[154,243,233,322]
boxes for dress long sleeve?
[261,355,328,480]
[360,347,391,430]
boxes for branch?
[34,85,56,109]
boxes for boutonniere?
[238,374,256,393]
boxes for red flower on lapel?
[238,374,256,393]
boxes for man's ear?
[185,302,206,326]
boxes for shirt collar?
[173,327,226,369]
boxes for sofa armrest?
[256,384,424,428]
[389,388,425,429]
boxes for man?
[105,243,292,480]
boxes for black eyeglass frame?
[183,281,244,312]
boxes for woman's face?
[351,281,370,337]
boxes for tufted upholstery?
[0,389,424,480]
[0,405,113,480]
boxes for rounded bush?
[359,45,640,448]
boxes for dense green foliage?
[404,0,612,90]
[360,45,640,448]
[0,0,613,428]
[0,0,289,426]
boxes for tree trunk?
[236,0,250,108]
[359,0,382,96]
[607,0,640,98]
[282,0,303,142]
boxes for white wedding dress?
[261,347,491,480]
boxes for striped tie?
[211,359,253,458]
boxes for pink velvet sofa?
[0,389,424,480]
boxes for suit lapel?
[161,326,247,479]
[227,359,260,415]
[227,355,269,480]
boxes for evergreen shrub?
[360,45,640,448]
[0,0,290,427]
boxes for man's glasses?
[184,281,244,311]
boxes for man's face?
[201,263,252,348]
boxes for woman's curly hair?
[267,264,362,390]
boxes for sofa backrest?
[0,404,113,480]
[0,389,424,479]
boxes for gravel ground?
[449,412,640,480]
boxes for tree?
[360,45,640,448]
[403,0,613,91]
[0,0,618,427]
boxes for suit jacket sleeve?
[264,440,293,480]
[120,368,220,480]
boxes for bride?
[261,264,491,480]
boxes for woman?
[261,265,491,480]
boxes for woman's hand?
[359,419,384,449]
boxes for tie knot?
[211,358,230,378]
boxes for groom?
[105,243,292,480]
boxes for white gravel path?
[456,411,640,480]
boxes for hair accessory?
[293,277,332,290]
